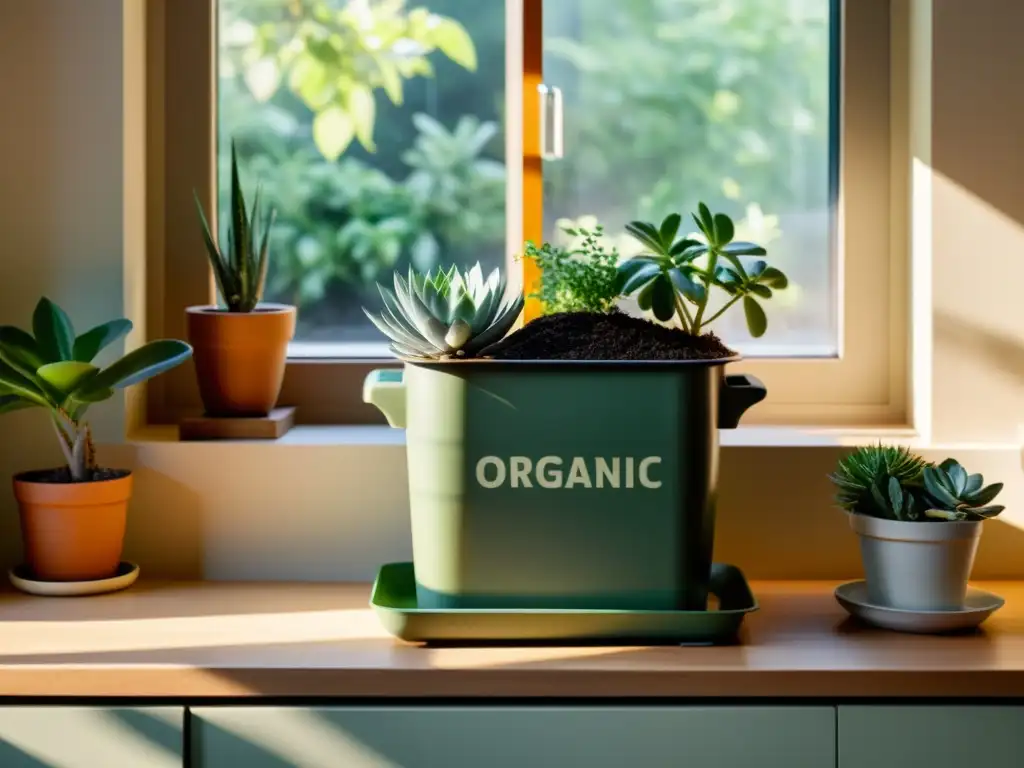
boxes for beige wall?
[4,0,1024,581]
[0,1,128,565]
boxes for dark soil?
[17,467,131,484]
[485,311,737,361]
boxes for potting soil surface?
[485,311,737,361]
[18,467,131,484]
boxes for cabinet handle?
[538,83,564,160]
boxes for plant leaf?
[669,238,702,257]
[74,340,192,397]
[618,261,663,295]
[658,213,681,248]
[431,17,477,70]
[32,297,75,362]
[0,326,46,378]
[625,222,667,255]
[748,284,773,299]
[313,106,355,162]
[71,386,115,404]
[0,361,49,406]
[759,266,789,289]
[970,482,1004,507]
[37,361,99,397]
[947,462,968,495]
[713,213,735,246]
[888,476,904,520]
[677,243,710,263]
[923,467,961,507]
[650,277,676,322]
[722,241,767,256]
[924,508,962,521]
[0,394,36,415]
[668,268,706,303]
[742,296,767,337]
[963,473,984,496]
[969,505,1005,519]
[637,281,657,311]
[72,319,133,363]
[697,203,714,239]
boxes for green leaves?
[620,204,784,338]
[364,263,523,359]
[313,106,356,163]
[828,444,929,520]
[921,460,1005,520]
[742,296,767,338]
[830,446,1005,522]
[236,2,477,162]
[33,298,75,362]
[616,259,662,295]
[431,17,478,71]
[195,141,277,312]
[75,340,193,398]
[525,226,621,315]
[37,362,99,394]
[0,299,192,432]
[0,326,46,379]
[650,278,676,322]
[73,319,132,363]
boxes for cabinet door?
[840,706,1024,768]
[0,707,184,768]
[192,706,834,768]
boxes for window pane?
[217,0,507,350]
[542,0,837,355]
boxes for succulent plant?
[0,298,192,482]
[921,459,1004,520]
[828,444,929,521]
[617,204,788,337]
[195,140,276,312]
[364,263,523,359]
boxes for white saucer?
[9,561,139,597]
[835,580,1003,633]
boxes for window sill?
[129,423,921,449]
[128,424,1024,452]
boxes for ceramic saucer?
[9,561,139,597]
[835,580,1003,633]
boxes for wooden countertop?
[1,580,1023,699]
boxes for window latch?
[538,84,564,160]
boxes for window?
[150,0,908,429]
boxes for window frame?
[147,0,913,430]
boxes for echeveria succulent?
[364,263,523,359]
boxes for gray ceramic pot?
[849,513,982,611]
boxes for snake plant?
[194,141,276,312]
[364,263,523,359]
[0,298,192,482]
[921,459,1004,520]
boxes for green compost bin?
[364,359,765,611]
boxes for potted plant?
[191,141,295,417]
[829,445,1005,612]
[362,204,786,611]
[0,298,192,583]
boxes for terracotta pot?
[14,470,132,582]
[187,303,296,416]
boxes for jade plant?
[829,445,1004,521]
[616,204,789,337]
[363,263,524,359]
[0,298,192,482]
[195,141,276,312]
